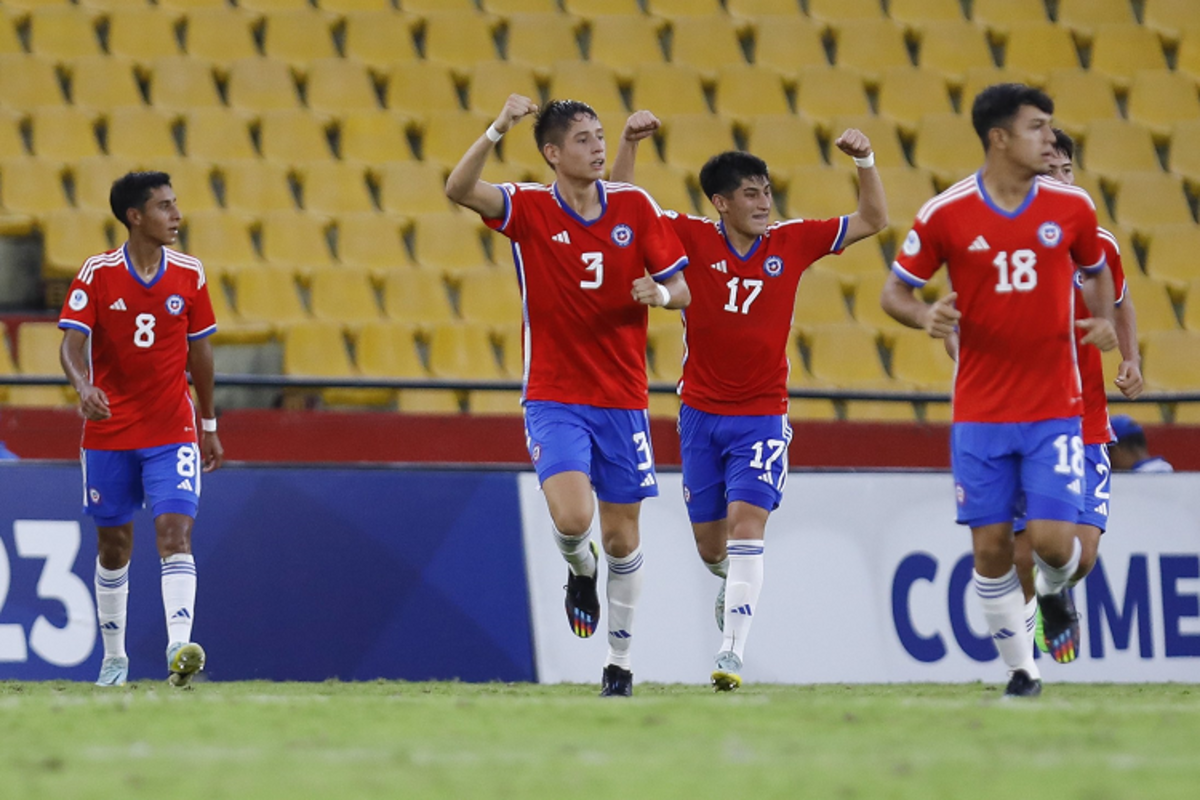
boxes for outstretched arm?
[187,337,224,472]
[610,110,660,185]
[835,129,888,246]
[446,94,539,219]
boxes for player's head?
[971,83,1056,173]
[1047,128,1076,185]
[699,151,773,238]
[110,171,180,245]
[533,99,604,181]
[1108,415,1149,470]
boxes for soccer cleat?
[599,664,633,697]
[1034,603,1049,654]
[715,579,726,633]
[1002,669,1042,698]
[166,641,206,687]
[95,656,129,687]
[711,650,742,692]
[1038,589,1081,663]
[564,541,601,638]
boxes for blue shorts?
[952,418,1084,528]
[82,443,202,527]
[1015,443,1111,533]
[523,401,658,504]
[679,404,792,524]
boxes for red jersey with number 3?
[665,213,848,415]
[1076,228,1127,444]
[58,245,217,450]
[484,180,688,409]
[891,173,1105,423]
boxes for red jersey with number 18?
[58,245,217,451]
[484,180,688,409]
[892,173,1105,424]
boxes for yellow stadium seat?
[376,161,453,217]
[999,22,1081,82]
[204,279,273,345]
[234,265,309,330]
[68,55,145,109]
[0,110,25,161]
[157,0,229,9]
[342,11,419,69]
[752,15,828,72]
[647,325,684,383]
[959,67,1029,109]
[261,10,338,70]
[149,57,223,112]
[183,108,257,161]
[970,0,1047,27]
[1142,330,1200,390]
[308,266,382,328]
[546,60,625,119]
[1056,0,1136,31]
[226,58,303,112]
[335,213,413,273]
[786,375,840,421]
[260,210,335,270]
[714,65,791,118]
[588,14,667,67]
[1169,119,1200,185]
[409,211,491,272]
[670,15,747,71]
[469,389,525,415]
[1179,29,1200,82]
[889,0,964,24]
[464,60,541,116]
[504,13,583,68]
[259,109,335,164]
[421,11,501,66]
[0,10,22,57]
[305,58,381,115]
[357,321,426,382]
[828,114,906,171]
[842,399,920,422]
[427,321,504,379]
[0,322,15,404]
[40,209,115,279]
[781,165,857,220]
[1122,272,1180,333]
[1042,69,1119,136]
[831,19,912,79]
[339,111,412,164]
[404,0,477,11]
[497,123,550,179]
[853,269,921,333]
[646,0,723,17]
[564,0,640,13]
[1082,120,1160,178]
[283,320,383,408]
[30,107,101,161]
[807,0,884,22]
[802,323,892,387]
[875,166,939,233]
[183,9,261,67]
[28,7,102,59]
[1143,224,1200,287]
[738,114,822,171]
[182,210,261,273]
[239,0,317,11]
[106,107,180,161]
[727,0,803,16]
[793,265,852,326]
[385,62,463,116]
[913,21,996,81]
[630,63,709,117]
[297,162,374,217]
[72,158,140,214]
[153,157,219,214]
[1070,168,1116,226]
[382,270,455,327]
[12,322,74,408]
[1127,70,1200,138]
[877,67,954,130]
[886,326,955,390]
[795,67,870,125]
[493,322,526,378]
[1183,279,1200,333]
[1144,0,1200,38]
[416,109,497,168]
[0,55,65,108]
[828,237,889,278]
[1090,24,1169,85]
[484,0,561,11]
[457,267,522,326]
[625,160,696,215]
[912,112,982,185]
[107,9,183,62]
[660,114,735,168]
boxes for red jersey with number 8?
[891,173,1105,423]
[58,245,217,450]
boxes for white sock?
[161,553,197,645]
[1034,538,1082,597]
[95,559,129,659]
[704,556,729,579]
[720,540,764,661]
[553,525,596,578]
[1024,597,1038,640]
[974,568,1039,680]
[604,547,643,670]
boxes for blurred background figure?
[1109,415,1173,472]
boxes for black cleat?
[564,541,601,638]
[600,664,633,697]
[1038,588,1081,664]
[1003,669,1043,699]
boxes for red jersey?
[484,180,687,409]
[892,173,1105,423]
[665,213,848,415]
[58,245,217,450]
[1076,228,1127,444]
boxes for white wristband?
[655,283,671,306]
[853,152,875,169]
[200,418,217,433]
[485,124,504,143]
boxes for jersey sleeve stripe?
[1097,227,1120,254]
[58,319,92,336]
[890,261,927,288]
[831,215,849,252]
[187,324,218,340]
[650,255,688,281]
[915,179,976,224]
[492,183,514,231]
[1078,253,1107,274]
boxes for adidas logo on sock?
[176,478,194,491]
[639,473,656,487]
[731,604,752,616]
[608,629,631,639]
[100,621,120,631]
[968,235,990,252]
[994,628,1016,640]
[171,608,192,620]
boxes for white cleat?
[166,642,206,687]
[95,656,129,687]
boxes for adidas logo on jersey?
[176,478,194,492]
[552,231,571,244]
[1094,502,1109,515]
[968,236,990,252]
[109,298,127,311]
[757,473,774,484]
[1067,478,1082,495]
[710,259,728,273]
[639,473,656,488]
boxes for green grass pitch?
[2,681,1198,799]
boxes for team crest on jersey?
[763,255,784,277]
[68,288,88,311]
[611,224,634,248]
[89,488,101,505]
[1038,221,1062,248]
[165,294,185,315]
[902,230,921,257]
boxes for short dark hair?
[1051,127,1075,161]
[110,171,172,228]
[698,151,770,201]
[532,99,599,157]
[970,83,1054,152]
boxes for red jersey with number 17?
[58,245,217,451]
[892,173,1105,424]
[484,180,688,409]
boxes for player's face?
[134,185,182,247]
[545,115,605,183]
[713,176,772,239]
[1002,105,1057,175]
[1046,150,1074,185]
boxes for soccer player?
[58,171,222,688]
[611,111,887,690]
[445,95,690,697]
[880,84,1118,697]
[1108,415,1173,472]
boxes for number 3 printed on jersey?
[993,249,1038,293]
[580,252,603,290]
